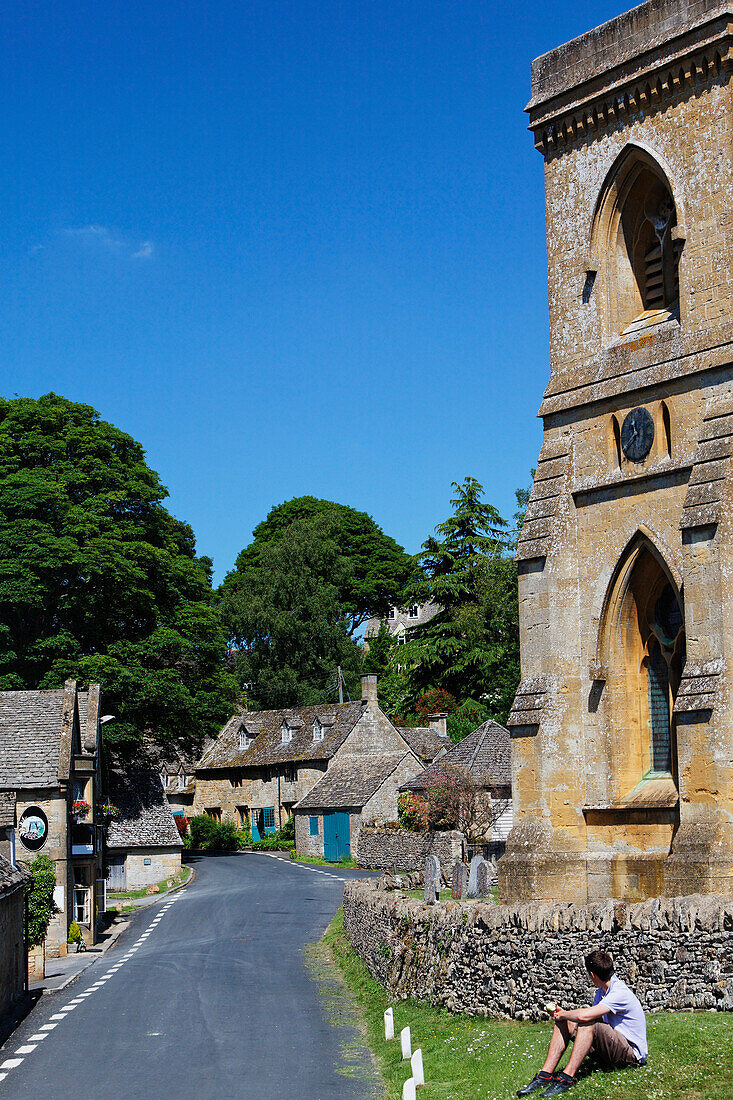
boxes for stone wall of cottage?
[355,827,465,877]
[343,880,733,1017]
[0,881,26,1019]
[346,705,412,754]
[124,848,182,891]
[194,764,327,828]
[16,789,70,957]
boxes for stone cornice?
[527,12,733,157]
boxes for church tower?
[500,0,733,903]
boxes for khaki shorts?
[588,1023,639,1069]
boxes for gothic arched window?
[592,147,683,338]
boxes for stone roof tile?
[0,852,29,898]
[198,701,366,770]
[396,726,451,764]
[399,720,511,793]
[106,769,183,850]
[0,791,16,828]
[296,752,410,811]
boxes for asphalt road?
[1,853,382,1100]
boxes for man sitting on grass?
[517,949,647,1096]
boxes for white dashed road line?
[0,890,183,1089]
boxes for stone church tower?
[500,0,733,904]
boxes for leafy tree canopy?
[381,477,520,725]
[0,394,237,746]
[224,496,413,635]
[221,517,364,709]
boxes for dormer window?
[387,607,396,619]
[281,722,293,744]
[160,772,167,789]
[177,774,186,791]
[313,719,324,743]
[408,605,419,618]
[239,728,253,751]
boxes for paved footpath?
[1,853,382,1100]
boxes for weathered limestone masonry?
[504,0,733,904]
[355,827,465,877]
[343,880,733,1017]
[0,856,27,1022]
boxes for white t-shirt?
[593,975,648,1061]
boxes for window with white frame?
[397,634,407,645]
[408,605,419,618]
[281,722,293,744]
[239,729,251,750]
[387,607,396,619]
[177,774,187,790]
[313,719,324,742]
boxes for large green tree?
[227,496,413,635]
[396,477,520,725]
[0,394,237,746]
[221,517,363,708]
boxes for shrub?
[188,814,244,851]
[252,835,294,851]
[398,792,428,832]
[278,815,295,842]
[174,814,189,838]
[67,920,82,945]
[24,853,57,948]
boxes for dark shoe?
[517,1075,555,1096]
[541,1073,577,1096]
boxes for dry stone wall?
[343,880,733,1018]
[355,827,464,877]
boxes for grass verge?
[291,852,358,868]
[324,908,733,1100]
[107,867,190,902]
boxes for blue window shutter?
[309,816,319,836]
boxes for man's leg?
[540,1020,576,1075]
[562,1023,594,1078]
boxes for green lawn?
[107,867,190,901]
[324,909,733,1100]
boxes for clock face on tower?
[620,407,655,462]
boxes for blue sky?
[2,1,630,581]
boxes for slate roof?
[295,752,411,811]
[106,769,183,850]
[0,791,16,828]
[399,720,511,793]
[0,689,89,789]
[0,852,28,898]
[197,701,367,770]
[396,726,450,764]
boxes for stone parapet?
[354,827,464,878]
[342,880,733,1018]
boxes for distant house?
[399,718,513,844]
[195,675,423,856]
[156,745,201,820]
[0,680,103,955]
[364,600,441,648]
[105,769,183,891]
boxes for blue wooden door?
[323,812,351,861]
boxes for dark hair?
[585,950,614,982]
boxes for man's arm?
[555,1003,607,1025]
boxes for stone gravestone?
[476,858,492,898]
[467,855,484,898]
[451,860,468,900]
[424,855,440,905]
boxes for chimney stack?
[361,674,378,706]
[428,712,448,738]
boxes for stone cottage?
[0,681,103,954]
[105,769,183,891]
[396,713,451,764]
[195,675,422,849]
[504,0,733,904]
[399,719,513,844]
[0,854,28,1024]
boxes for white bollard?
[384,1007,394,1041]
[402,1078,416,1100]
[411,1048,424,1086]
[400,1025,412,1060]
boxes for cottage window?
[232,774,243,788]
[281,723,293,744]
[313,720,324,743]
[239,729,252,751]
[387,607,396,619]
[177,774,186,791]
[397,634,407,646]
[309,816,319,836]
[408,605,419,618]
[283,765,296,783]
[160,772,167,789]
[205,807,221,822]
[263,806,275,831]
